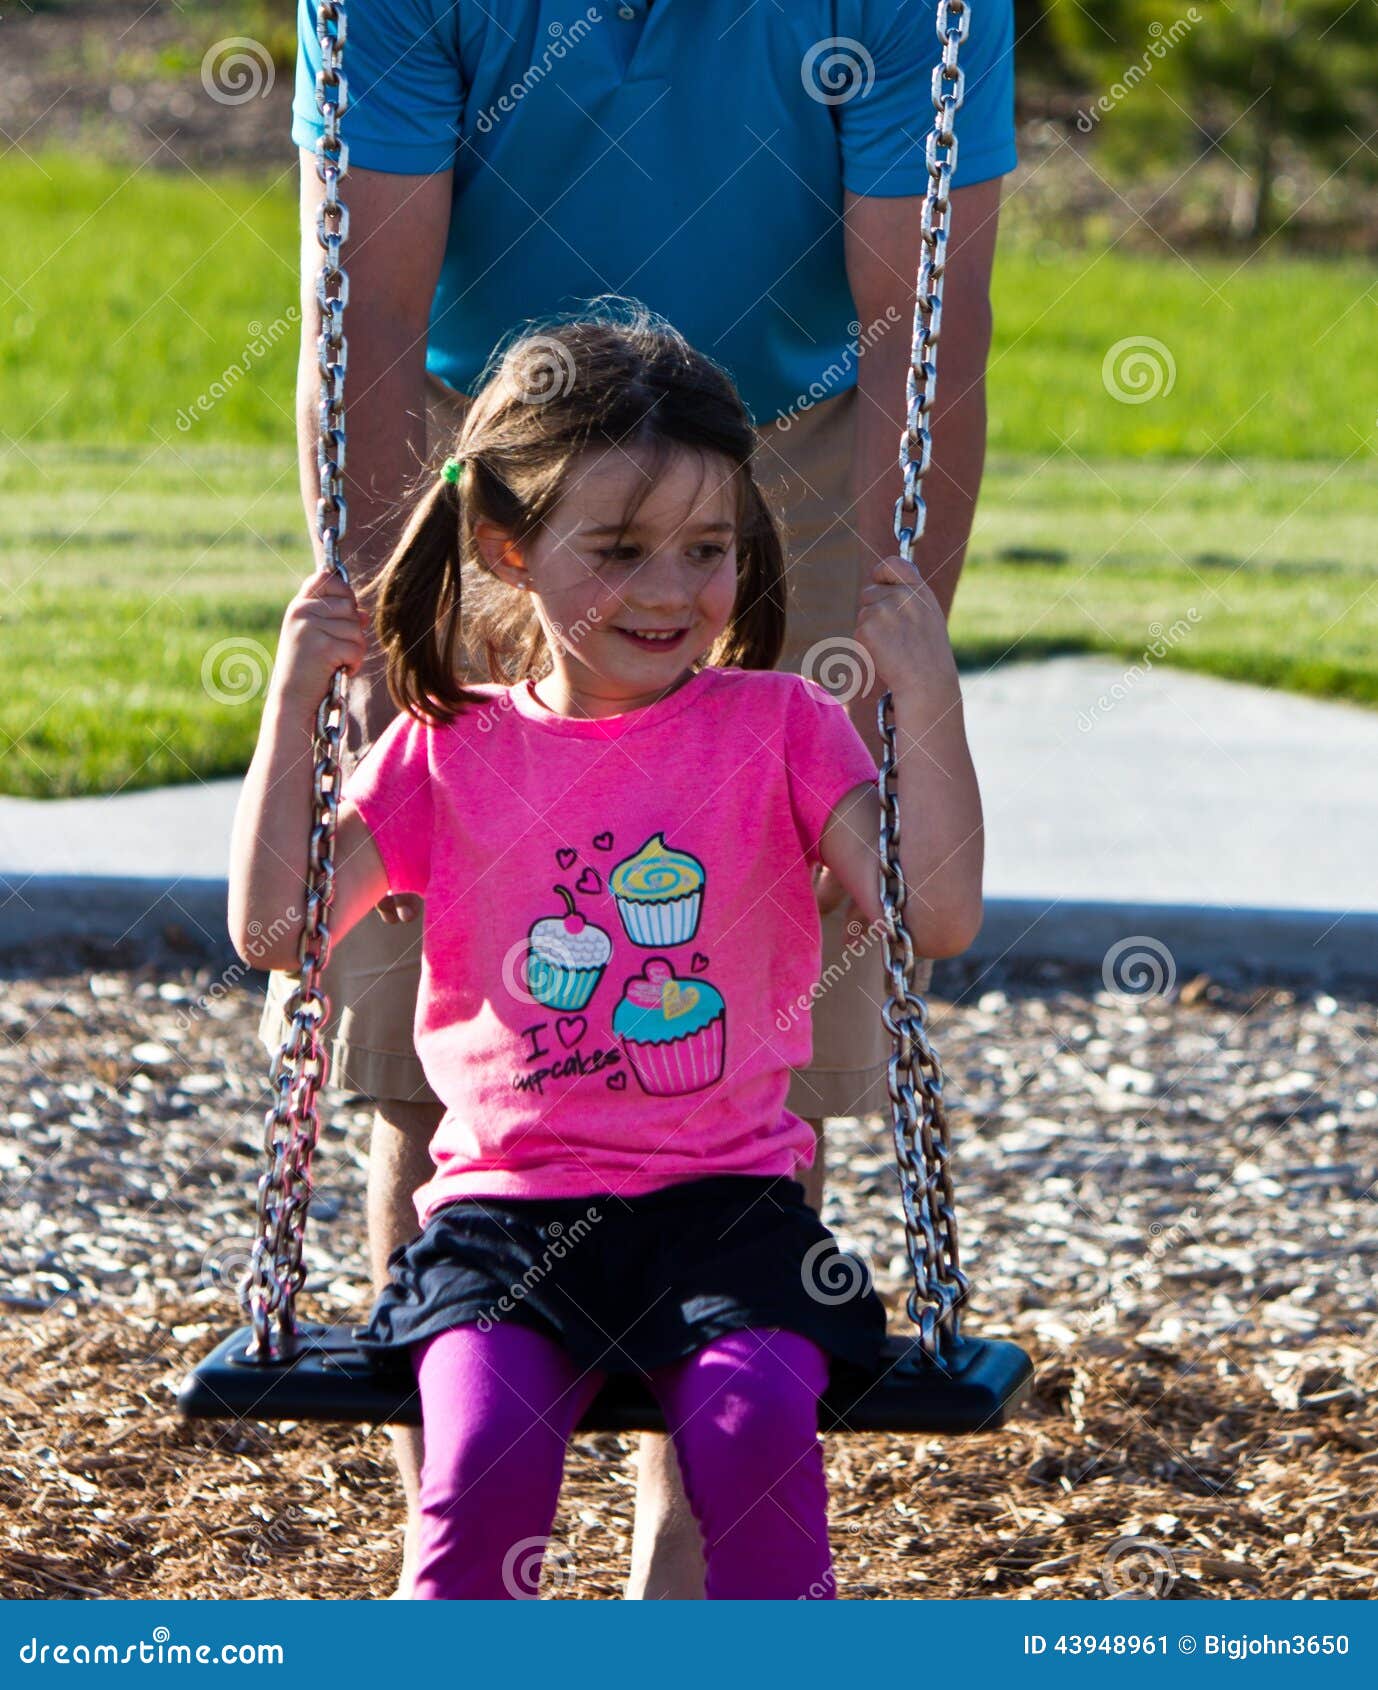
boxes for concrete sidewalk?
[2,657,1374,977]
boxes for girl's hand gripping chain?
[812,552,950,925]
[269,570,372,709]
[228,574,397,969]
[833,550,983,959]
[267,573,421,928]
[854,551,961,709]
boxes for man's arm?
[296,154,453,748]
[843,177,1003,754]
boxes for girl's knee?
[674,1329,829,1473]
[712,1327,830,1420]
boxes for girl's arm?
[817,554,985,959]
[228,571,390,972]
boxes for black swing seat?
[178,1324,1033,1435]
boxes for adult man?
[266,0,1015,1599]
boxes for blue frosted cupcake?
[612,956,725,1095]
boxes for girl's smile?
[614,625,690,650]
[477,445,741,719]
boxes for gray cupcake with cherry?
[524,885,614,1010]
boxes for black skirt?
[353,1172,888,1379]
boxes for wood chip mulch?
[2,933,1374,1600]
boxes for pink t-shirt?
[342,665,878,1227]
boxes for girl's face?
[477,444,742,719]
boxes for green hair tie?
[441,456,465,485]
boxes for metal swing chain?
[230,0,966,1367]
[876,0,973,1363]
[238,0,351,1362]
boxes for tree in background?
[1044,0,1378,239]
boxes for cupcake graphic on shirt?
[609,833,704,946]
[613,956,725,1096]
[525,885,613,1010]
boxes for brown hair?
[359,300,788,723]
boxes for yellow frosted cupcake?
[609,833,704,946]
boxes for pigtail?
[361,465,476,725]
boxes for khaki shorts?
[258,373,933,1118]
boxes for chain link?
[877,0,973,1361]
[237,0,351,1362]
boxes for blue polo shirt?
[292,0,1016,425]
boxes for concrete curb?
[973,897,1372,983]
[3,875,1372,982]
[0,876,232,953]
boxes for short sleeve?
[784,676,879,870]
[292,0,464,174]
[340,709,434,898]
[836,0,1018,195]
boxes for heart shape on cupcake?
[624,957,698,1020]
[625,957,673,1008]
[661,980,699,1020]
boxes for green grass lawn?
[1,151,1375,795]
[3,152,1376,459]
[2,442,1374,797]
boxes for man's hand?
[375,893,423,925]
[813,861,849,915]
[813,862,872,945]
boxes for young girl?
[229,306,983,1601]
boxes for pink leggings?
[409,1320,835,1600]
